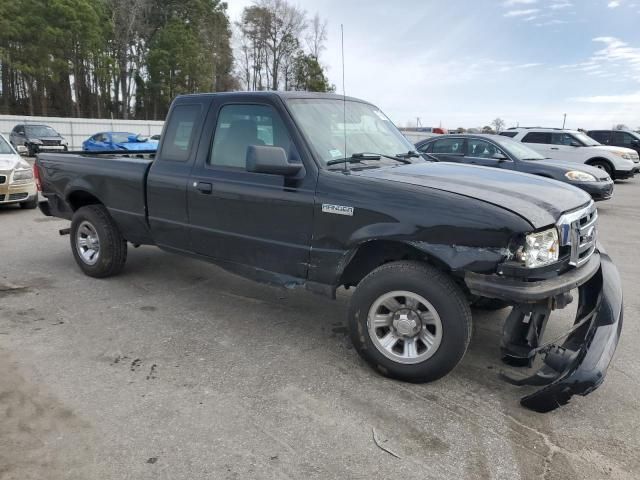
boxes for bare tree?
[614,123,629,130]
[109,0,151,119]
[306,13,327,60]
[491,118,505,133]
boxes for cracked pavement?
[1,181,639,479]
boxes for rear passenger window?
[522,132,551,144]
[432,138,464,154]
[209,104,296,169]
[589,131,610,144]
[161,104,201,161]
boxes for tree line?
[0,0,332,120]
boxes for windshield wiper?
[396,150,421,159]
[326,152,413,167]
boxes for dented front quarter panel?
[308,169,532,286]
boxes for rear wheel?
[348,261,472,383]
[589,159,614,179]
[70,205,127,278]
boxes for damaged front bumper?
[465,248,623,412]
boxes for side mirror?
[570,141,581,147]
[246,145,303,176]
[493,152,508,161]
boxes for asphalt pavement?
[1,180,639,480]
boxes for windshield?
[495,136,545,160]
[287,99,416,166]
[25,125,59,137]
[574,132,600,146]
[112,133,136,143]
[0,135,14,154]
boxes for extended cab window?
[522,132,551,144]
[432,138,464,154]
[162,104,201,161]
[209,104,294,169]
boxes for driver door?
[187,100,318,279]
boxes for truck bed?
[37,152,155,244]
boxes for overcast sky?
[226,0,640,130]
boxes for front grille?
[0,175,5,184]
[41,139,60,146]
[8,192,28,201]
[557,202,597,267]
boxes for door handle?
[550,147,559,150]
[194,181,213,194]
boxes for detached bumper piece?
[467,251,623,412]
[517,253,622,412]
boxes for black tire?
[589,159,614,179]
[348,261,472,383]
[70,205,127,278]
[471,297,510,311]
[27,144,35,157]
[19,197,38,209]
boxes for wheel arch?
[337,239,506,289]
[585,157,614,171]
[66,188,104,211]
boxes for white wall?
[0,115,164,149]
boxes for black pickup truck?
[35,92,623,412]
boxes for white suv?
[501,128,639,180]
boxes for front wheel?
[589,160,614,179]
[70,205,127,278]
[348,261,472,383]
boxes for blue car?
[82,132,158,152]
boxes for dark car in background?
[415,134,614,201]
[10,124,68,156]
[588,130,640,157]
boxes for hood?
[357,162,591,229]
[592,145,637,156]
[115,141,158,151]
[28,136,62,141]
[537,159,611,180]
[0,154,27,171]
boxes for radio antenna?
[341,24,348,172]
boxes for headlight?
[565,170,596,182]
[514,228,559,268]
[12,169,34,181]
[613,151,632,159]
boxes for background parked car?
[502,127,639,180]
[416,134,614,201]
[82,132,158,152]
[0,133,38,209]
[10,124,68,157]
[588,130,640,157]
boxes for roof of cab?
[174,91,370,104]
